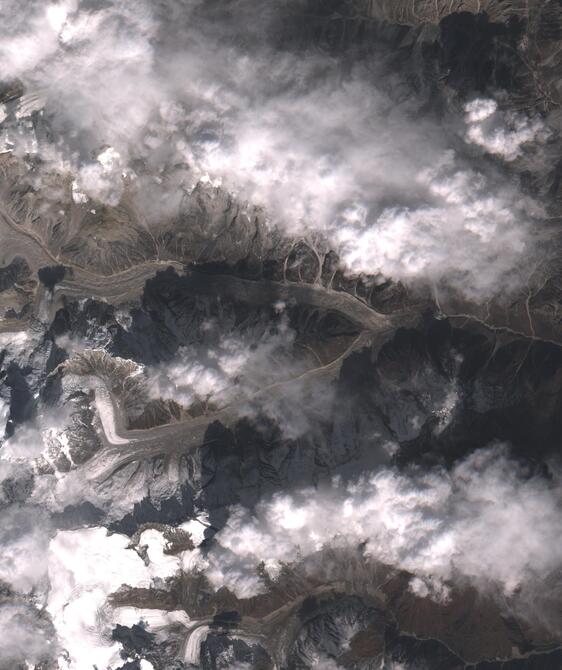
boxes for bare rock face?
[0,1,562,669]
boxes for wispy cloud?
[0,0,546,299]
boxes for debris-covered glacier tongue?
[1,1,562,669]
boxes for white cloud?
[0,603,55,667]
[336,152,537,298]
[47,526,185,670]
[1,0,158,151]
[200,445,562,605]
[76,145,129,206]
[0,1,74,79]
[146,311,336,439]
[0,0,545,299]
[308,654,344,670]
[0,3,558,659]
[0,505,51,595]
[465,98,548,161]
[147,313,305,410]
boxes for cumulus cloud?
[75,145,130,205]
[146,310,334,438]
[0,376,185,668]
[0,2,557,661]
[191,68,538,297]
[0,418,203,669]
[47,526,183,669]
[0,0,546,299]
[147,312,302,410]
[465,98,548,161]
[308,656,344,670]
[0,0,158,149]
[336,152,538,297]
[200,445,562,608]
[1,414,104,509]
